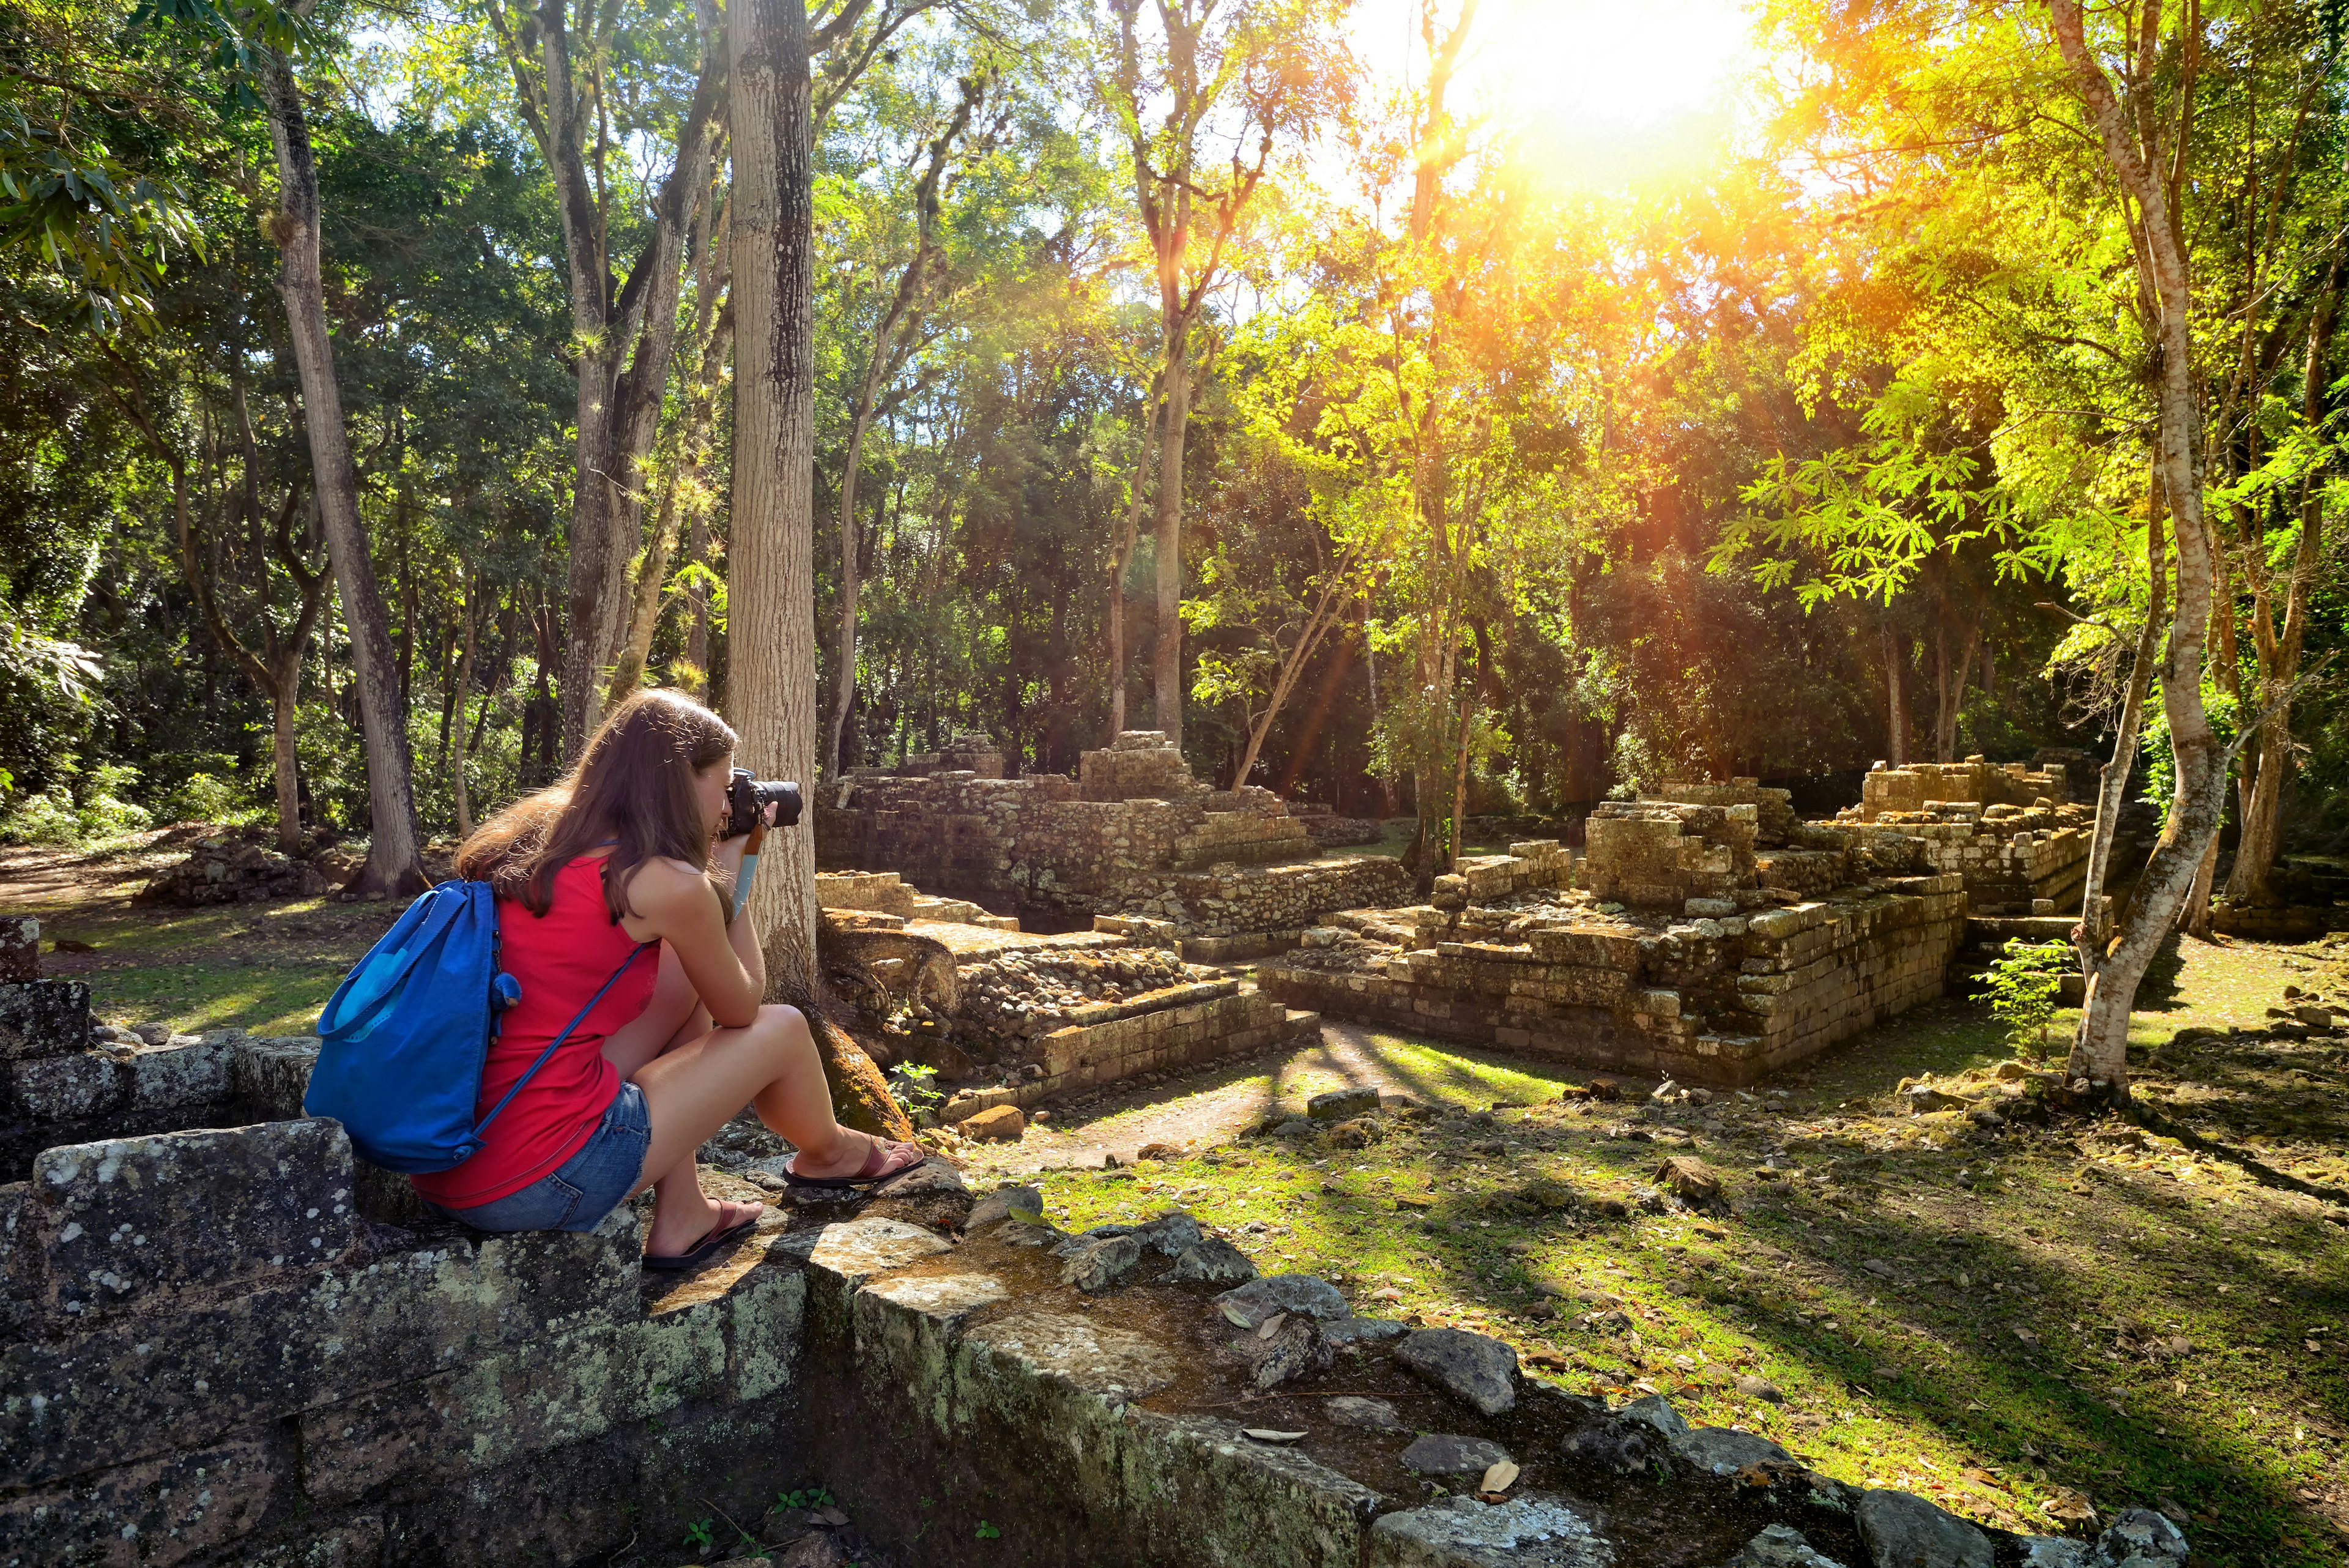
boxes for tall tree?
[1100,0,1337,751]
[482,0,725,757]
[256,34,427,896]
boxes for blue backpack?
[305,880,648,1172]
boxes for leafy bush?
[886,1061,944,1117]
[1973,938,2071,1057]
[0,761,152,845]
[165,771,265,828]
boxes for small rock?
[1308,1085,1381,1120]
[1241,1312,1331,1389]
[1059,1232,1144,1293]
[1269,1117,1317,1140]
[1587,1077,1622,1101]
[1323,1317,1409,1348]
[965,1184,1044,1230]
[2013,1540,2093,1567]
[2097,1507,2189,1566]
[962,1104,1026,1142]
[1899,1085,1973,1114]
[1994,1060,2030,1082]
[1650,1079,1681,1103]
[1855,1488,1992,1568]
[1861,1258,1898,1280]
[1396,1328,1519,1416]
[1400,1433,1512,1477]
[1137,1141,1182,1160]
[1733,1373,1786,1403]
[1168,1237,1258,1285]
[1132,1210,1204,1255]
[1674,1426,1791,1476]
[1215,1274,1352,1324]
[1617,1394,1688,1438]
[1655,1154,1724,1207]
[1327,1395,1406,1432]
[1367,1493,1612,1567]
[1729,1525,1846,1567]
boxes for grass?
[1023,943,2349,1566]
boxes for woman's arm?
[618,854,766,1027]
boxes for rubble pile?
[136,827,335,906]
[953,946,1203,1052]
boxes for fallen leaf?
[2014,1327,2039,1345]
[1242,1429,1306,1443]
[1221,1302,1255,1328]
[1480,1460,1521,1495]
[1258,1312,1288,1341]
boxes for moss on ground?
[1025,945,2349,1567]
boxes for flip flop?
[781,1134,927,1191]
[642,1199,764,1273]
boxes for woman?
[411,688,922,1266]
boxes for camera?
[725,770,803,838]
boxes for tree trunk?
[2054,0,2228,1097]
[1880,619,1910,767]
[729,0,824,1005]
[259,46,425,899]
[2223,260,2337,907]
[271,670,302,850]
[823,407,875,778]
[450,559,478,839]
[2077,488,2167,959]
[1108,379,1159,735]
[1152,333,1190,748]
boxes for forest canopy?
[1,0,2343,931]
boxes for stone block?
[127,1032,236,1109]
[0,978,90,1061]
[26,1120,361,1320]
[231,1035,321,1121]
[2,1212,648,1487]
[0,1429,283,1568]
[9,1047,125,1120]
[0,915,34,982]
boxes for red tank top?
[410,856,658,1208]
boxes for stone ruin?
[0,926,2186,1566]
[1264,789,1975,1086]
[812,869,1319,1133]
[1834,759,2091,917]
[819,730,1404,956]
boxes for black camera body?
[725,769,803,838]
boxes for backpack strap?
[472,943,653,1139]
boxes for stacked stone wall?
[817,733,1403,934]
[1857,757,2067,820]
[1264,874,1964,1085]
[1581,802,1758,908]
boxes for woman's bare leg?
[631,1003,908,1254]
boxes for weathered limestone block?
[0,1428,284,1568]
[1368,1493,1614,1567]
[0,977,89,1061]
[27,1120,361,1320]
[3,1210,652,1487]
[232,1035,322,1120]
[1080,733,1199,801]
[0,915,35,982]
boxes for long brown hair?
[458,688,738,922]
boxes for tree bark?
[2077,490,2167,960]
[2222,256,2339,906]
[729,0,823,1003]
[1108,378,1160,735]
[258,47,425,896]
[1152,333,1190,746]
[2054,0,2227,1096]
[450,559,478,839]
[1880,619,1910,767]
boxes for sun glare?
[1345,0,1756,191]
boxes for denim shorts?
[433,1082,652,1233]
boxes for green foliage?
[1973,939,2072,1057]
[2139,691,2242,827]
[885,1062,944,1116]
[0,760,152,845]
[681,1518,713,1551]
[773,1488,834,1512]
[974,1520,1002,1540]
